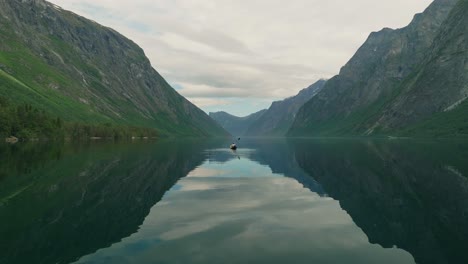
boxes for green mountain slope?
[209,109,266,137]
[289,0,463,137]
[246,79,326,136]
[0,0,227,137]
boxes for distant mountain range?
[246,79,326,136]
[209,110,266,137]
[209,79,326,137]
[213,0,467,138]
[0,0,227,137]
[289,0,467,137]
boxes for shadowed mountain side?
[246,79,326,136]
[0,140,209,264]
[289,0,463,137]
[294,139,468,264]
[386,0,468,136]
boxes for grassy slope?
[397,100,468,138]
[0,4,227,137]
[0,21,111,123]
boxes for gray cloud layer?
[49,0,432,114]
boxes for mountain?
[246,79,326,136]
[209,109,266,136]
[378,0,468,137]
[0,0,227,137]
[289,0,465,137]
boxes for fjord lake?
[1,139,467,264]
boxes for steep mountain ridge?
[246,79,326,136]
[289,0,463,137]
[0,0,227,137]
[376,0,468,136]
[209,109,266,136]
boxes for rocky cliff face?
[0,0,227,136]
[246,79,326,136]
[209,109,266,136]
[289,0,464,137]
[376,0,468,136]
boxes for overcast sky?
[50,0,432,116]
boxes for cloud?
[179,83,252,98]
[185,97,231,107]
[49,0,433,116]
[75,159,415,264]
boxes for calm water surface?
[1,139,467,264]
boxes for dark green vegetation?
[246,79,326,136]
[0,140,210,264]
[0,96,157,140]
[209,109,266,137]
[398,100,468,137]
[289,0,467,137]
[294,139,468,264]
[0,96,64,139]
[0,0,227,137]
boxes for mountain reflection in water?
[0,139,467,264]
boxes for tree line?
[0,96,157,141]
